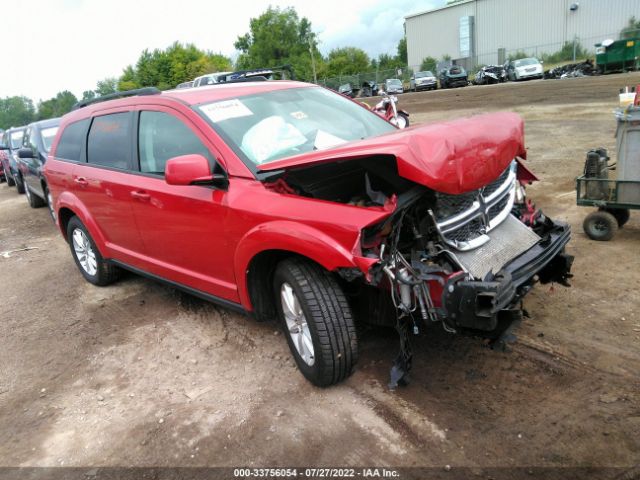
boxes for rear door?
[72,111,146,262]
[127,106,237,302]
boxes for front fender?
[234,221,363,310]
[56,191,108,256]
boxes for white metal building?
[405,0,640,70]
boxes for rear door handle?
[74,177,88,186]
[130,190,150,201]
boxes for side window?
[55,119,90,162]
[25,128,38,152]
[138,111,213,175]
[87,113,132,169]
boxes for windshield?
[416,71,433,78]
[514,58,539,67]
[10,131,24,149]
[40,126,59,153]
[449,66,466,74]
[197,87,396,167]
[387,79,402,86]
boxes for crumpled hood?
[258,112,526,195]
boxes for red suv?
[45,82,572,387]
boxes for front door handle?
[130,190,150,201]
[74,177,88,186]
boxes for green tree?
[326,47,370,76]
[621,16,640,39]
[96,78,118,96]
[118,42,232,90]
[420,56,437,72]
[234,6,320,81]
[81,90,96,101]
[0,96,36,130]
[397,37,407,65]
[36,91,78,120]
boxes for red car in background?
[44,82,572,387]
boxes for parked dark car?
[338,83,355,98]
[359,80,378,97]
[0,130,5,182]
[438,65,468,88]
[0,126,27,191]
[44,83,572,387]
[17,118,60,215]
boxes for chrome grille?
[433,161,518,251]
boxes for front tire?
[583,210,618,241]
[66,216,119,286]
[396,113,409,129]
[274,258,357,387]
[6,172,15,187]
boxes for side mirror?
[165,154,227,188]
[18,148,34,159]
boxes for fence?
[318,31,637,91]
[317,68,413,92]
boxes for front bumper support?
[442,221,573,331]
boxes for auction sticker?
[199,99,253,123]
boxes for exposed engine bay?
[264,138,573,388]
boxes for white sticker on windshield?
[199,99,253,123]
[314,130,348,150]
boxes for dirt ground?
[0,74,639,476]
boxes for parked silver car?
[384,78,404,94]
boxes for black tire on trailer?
[583,210,618,241]
[600,207,630,228]
[273,257,357,387]
[66,216,120,286]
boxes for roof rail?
[72,87,161,110]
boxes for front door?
[128,107,238,302]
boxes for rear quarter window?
[87,113,132,169]
[55,119,90,161]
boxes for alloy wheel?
[72,228,98,276]
[280,282,315,366]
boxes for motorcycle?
[371,92,410,129]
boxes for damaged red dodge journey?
[44,81,573,387]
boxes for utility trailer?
[577,107,640,240]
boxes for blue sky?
[2,0,444,102]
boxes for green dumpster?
[595,38,640,73]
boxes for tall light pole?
[309,36,318,84]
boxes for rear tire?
[15,173,25,194]
[273,258,357,387]
[25,184,46,208]
[6,172,16,187]
[66,216,119,286]
[583,210,618,241]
